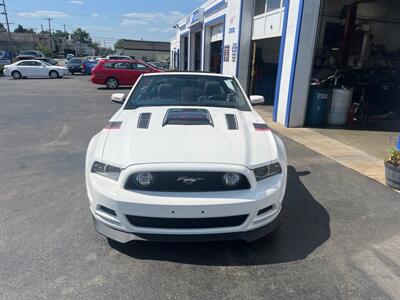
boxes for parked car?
[0,50,12,66]
[105,55,133,60]
[36,57,58,65]
[67,58,84,74]
[3,59,68,79]
[16,50,45,61]
[66,53,75,60]
[91,59,160,89]
[82,57,100,75]
[147,61,169,70]
[86,72,287,243]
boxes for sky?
[3,0,204,47]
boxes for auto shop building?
[171,0,400,130]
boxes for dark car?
[16,50,45,61]
[67,58,84,74]
[91,59,160,89]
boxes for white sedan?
[86,72,287,243]
[3,60,69,79]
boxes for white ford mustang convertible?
[86,72,287,243]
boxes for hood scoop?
[162,108,214,126]
[137,113,151,129]
[225,114,238,130]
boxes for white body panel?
[86,72,287,243]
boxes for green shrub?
[386,147,400,167]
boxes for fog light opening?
[257,205,274,216]
[99,205,116,216]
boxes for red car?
[91,59,160,89]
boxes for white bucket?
[327,88,353,125]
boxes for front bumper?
[93,214,278,242]
[87,163,286,243]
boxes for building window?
[254,0,266,16]
[266,0,281,12]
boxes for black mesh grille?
[125,171,251,192]
[126,215,248,229]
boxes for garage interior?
[308,0,400,137]
[249,37,281,106]
[209,23,223,73]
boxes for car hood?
[99,107,278,168]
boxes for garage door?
[211,23,224,42]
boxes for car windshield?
[20,51,37,56]
[70,59,82,63]
[125,75,251,111]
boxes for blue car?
[82,58,100,75]
[0,50,12,66]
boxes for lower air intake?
[126,215,248,229]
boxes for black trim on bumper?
[93,215,278,243]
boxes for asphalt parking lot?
[1,75,400,299]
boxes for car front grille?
[124,171,251,192]
[125,215,248,229]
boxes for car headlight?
[91,161,121,181]
[223,172,241,187]
[253,163,282,181]
[134,172,154,186]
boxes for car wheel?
[70,71,74,75]
[49,70,59,79]
[11,71,22,79]
[106,77,119,89]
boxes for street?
[0,76,399,299]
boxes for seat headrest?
[204,81,221,97]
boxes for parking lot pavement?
[1,76,400,299]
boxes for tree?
[71,28,92,44]
[0,23,6,32]
[91,41,100,54]
[114,39,124,50]
[35,43,53,57]
[14,24,35,33]
[53,30,69,39]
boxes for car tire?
[106,77,119,89]
[49,70,59,79]
[70,71,74,75]
[11,71,22,79]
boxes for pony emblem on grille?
[177,176,205,185]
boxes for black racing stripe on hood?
[137,113,152,129]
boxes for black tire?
[49,70,59,79]
[106,77,119,89]
[70,71,74,75]
[11,71,22,79]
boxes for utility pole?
[63,24,66,33]
[45,17,53,51]
[0,0,12,50]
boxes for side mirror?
[249,95,264,105]
[111,93,125,104]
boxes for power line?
[0,0,12,49]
